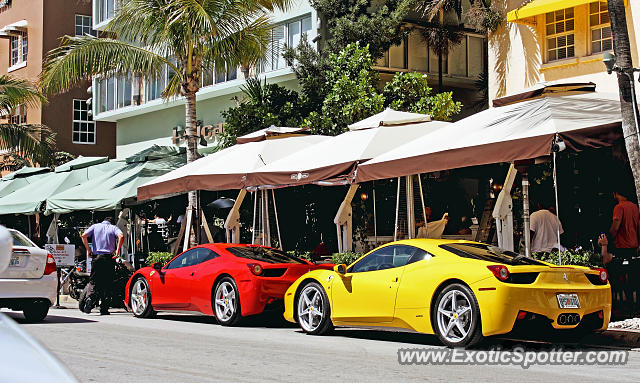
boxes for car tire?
[23,300,49,323]
[296,282,333,335]
[213,277,241,326]
[130,277,155,318]
[432,283,483,348]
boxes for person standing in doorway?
[610,187,640,260]
[530,202,564,253]
[81,217,124,315]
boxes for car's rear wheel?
[297,282,333,335]
[23,300,49,323]
[130,277,155,318]
[433,283,483,348]
[214,277,241,326]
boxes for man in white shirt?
[530,205,564,253]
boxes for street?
[4,306,640,383]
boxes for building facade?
[490,0,639,102]
[91,0,487,159]
[0,0,116,158]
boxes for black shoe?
[100,310,110,315]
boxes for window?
[8,104,26,124]
[97,0,115,24]
[440,243,545,265]
[75,15,96,36]
[590,2,612,54]
[226,246,306,264]
[9,31,26,66]
[262,15,311,73]
[545,7,575,61]
[165,248,218,269]
[72,99,96,144]
[350,245,428,273]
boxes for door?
[330,245,418,323]
[153,248,217,310]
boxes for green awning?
[0,167,51,198]
[45,146,186,214]
[0,158,120,215]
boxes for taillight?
[593,268,608,284]
[248,263,263,276]
[487,265,509,281]
[44,253,57,275]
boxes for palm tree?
[40,0,290,243]
[0,75,55,169]
[605,0,640,203]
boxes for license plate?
[557,293,580,309]
[9,255,22,267]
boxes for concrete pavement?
[5,306,640,383]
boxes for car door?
[330,245,417,323]
[153,248,216,310]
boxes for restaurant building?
[91,0,488,159]
[490,0,640,101]
[0,0,116,157]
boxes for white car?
[0,229,57,322]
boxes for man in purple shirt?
[81,217,124,315]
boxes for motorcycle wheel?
[78,284,95,314]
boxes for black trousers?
[89,254,115,311]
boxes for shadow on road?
[153,310,298,329]
[6,312,98,325]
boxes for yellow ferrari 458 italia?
[283,239,611,347]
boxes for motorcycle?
[67,260,90,301]
[78,258,134,313]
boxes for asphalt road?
[5,306,640,383]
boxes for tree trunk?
[438,52,444,93]
[184,91,199,246]
[608,0,640,203]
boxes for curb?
[598,329,640,349]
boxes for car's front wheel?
[130,277,155,318]
[296,282,333,335]
[433,283,483,348]
[213,277,241,326]
[23,300,49,323]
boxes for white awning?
[0,20,27,37]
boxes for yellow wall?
[489,0,640,101]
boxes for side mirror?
[333,264,347,275]
[151,262,163,271]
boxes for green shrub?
[331,252,364,265]
[146,252,174,266]
[532,250,602,268]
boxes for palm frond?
[0,75,47,115]
[40,36,178,95]
[0,124,57,167]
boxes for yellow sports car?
[283,239,611,347]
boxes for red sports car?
[124,244,333,325]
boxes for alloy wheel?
[436,289,473,343]
[297,285,325,332]
[214,281,236,321]
[131,279,148,316]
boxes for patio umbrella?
[244,120,449,188]
[45,146,186,214]
[347,108,431,130]
[137,135,329,201]
[356,91,623,183]
[0,167,51,198]
[236,126,310,144]
[0,157,119,215]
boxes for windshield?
[439,243,545,266]
[226,246,307,264]
[10,230,35,248]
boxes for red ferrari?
[124,243,332,325]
